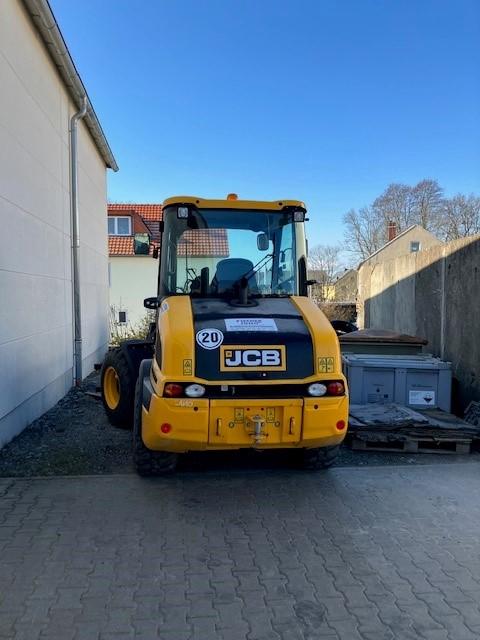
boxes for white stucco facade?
[361,225,443,267]
[109,257,158,328]
[0,1,112,446]
[109,256,220,327]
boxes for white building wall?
[109,257,220,327]
[362,226,442,267]
[109,257,158,327]
[0,0,109,446]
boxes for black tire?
[301,445,340,471]
[132,364,178,476]
[101,348,135,428]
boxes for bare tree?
[308,244,342,302]
[372,183,416,230]
[411,179,444,231]
[443,194,480,240]
[372,179,444,233]
[342,207,384,263]
[343,179,446,260]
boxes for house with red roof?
[107,204,229,327]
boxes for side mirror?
[144,296,159,309]
[305,279,318,286]
[257,232,269,251]
[152,246,159,259]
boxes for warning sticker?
[183,359,192,376]
[224,318,278,332]
[409,390,435,406]
[318,357,335,373]
[234,408,244,422]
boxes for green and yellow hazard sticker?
[318,357,335,373]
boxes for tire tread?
[132,367,178,476]
[101,349,135,428]
[301,445,340,470]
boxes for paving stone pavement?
[1,463,480,639]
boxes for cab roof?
[163,195,306,211]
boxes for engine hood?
[191,297,314,380]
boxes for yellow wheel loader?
[101,195,349,474]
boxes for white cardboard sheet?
[224,318,278,332]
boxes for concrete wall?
[358,235,480,410]
[0,0,109,446]
[362,226,442,267]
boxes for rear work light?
[164,383,183,397]
[185,384,205,398]
[308,383,327,397]
[327,381,345,396]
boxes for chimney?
[387,221,397,241]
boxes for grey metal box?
[342,354,452,412]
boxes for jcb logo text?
[220,345,286,371]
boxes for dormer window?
[108,216,131,236]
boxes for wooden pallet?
[350,433,472,455]
[347,403,480,455]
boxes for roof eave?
[359,224,418,266]
[22,0,118,171]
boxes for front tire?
[301,445,340,470]
[101,349,135,428]
[132,364,178,476]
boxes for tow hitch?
[247,414,267,445]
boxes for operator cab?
[156,195,309,304]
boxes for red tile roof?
[108,236,135,256]
[178,230,229,257]
[108,203,163,221]
[108,236,159,257]
[107,203,229,258]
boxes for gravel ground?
[0,371,477,477]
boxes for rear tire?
[101,349,135,428]
[301,445,340,470]
[132,367,178,476]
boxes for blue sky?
[51,0,480,246]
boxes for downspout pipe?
[70,96,88,386]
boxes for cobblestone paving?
[1,464,480,639]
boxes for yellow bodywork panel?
[163,195,306,211]
[141,397,209,452]
[291,296,342,376]
[156,296,195,380]
[208,399,302,445]
[141,394,348,453]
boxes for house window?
[410,241,421,253]
[118,310,127,324]
[108,216,131,236]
